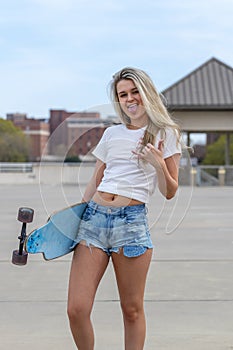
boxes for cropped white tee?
[92,124,181,203]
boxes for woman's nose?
[127,93,134,101]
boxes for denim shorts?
[74,200,153,257]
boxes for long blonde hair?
[110,67,181,147]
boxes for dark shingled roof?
[162,57,233,110]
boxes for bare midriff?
[92,191,144,207]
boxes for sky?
[1,0,233,126]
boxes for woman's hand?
[132,140,165,169]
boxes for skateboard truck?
[12,207,34,266]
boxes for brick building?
[7,113,50,161]
[49,110,110,158]
[7,110,117,162]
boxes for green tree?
[65,147,81,163]
[0,118,29,162]
[202,134,233,165]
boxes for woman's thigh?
[68,244,110,313]
[111,248,153,307]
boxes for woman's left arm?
[155,152,181,199]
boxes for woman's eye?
[119,93,127,98]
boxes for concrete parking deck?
[1,184,233,349]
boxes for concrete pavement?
[1,184,233,349]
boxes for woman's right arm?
[81,159,106,203]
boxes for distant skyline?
[1,0,233,127]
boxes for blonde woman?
[68,67,182,350]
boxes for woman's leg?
[67,244,109,350]
[112,248,153,350]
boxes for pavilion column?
[187,132,191,147]
[225,132,230,165]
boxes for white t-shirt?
[92,124,181,203]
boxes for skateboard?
[12,202,87,266]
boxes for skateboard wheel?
[12,250,28,266]
[18,207,34,223]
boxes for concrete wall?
[0,163,192,186]
[2,163,232,187]
[0,163,94,185]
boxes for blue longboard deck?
[25,202,87,260]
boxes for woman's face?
[116,79,148,128]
